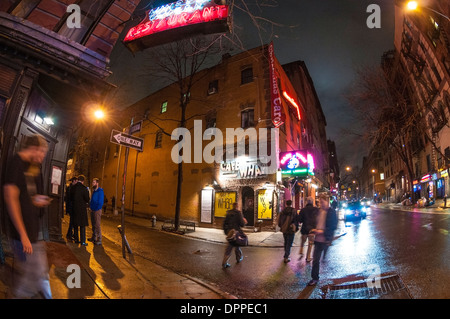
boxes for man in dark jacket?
[278,200,298,263]
[70,175,90,246]
[308,193,338,286]
[65,176,77,241]
[298,197,318,261]
[222,202,247,268]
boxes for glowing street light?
[406,1,450,21]
[406,1,418,11]
[94,109,105,120]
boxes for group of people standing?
[65,175,104,246]
[279,193,338,286]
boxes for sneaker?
[94,241,102,245]
[80,242,88,246]
[236,256,243,263]
[306,258,313,262]
[307,279,318,286]
[222,263,231,269]
[284,257,291,263]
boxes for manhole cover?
[321,274,412,299]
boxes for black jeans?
[311,241,328,281]
[74,226,86,244]
[283,233,295,258]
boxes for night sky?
[106,0,395,169]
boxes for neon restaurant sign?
[279,151,315,176]
[123,0,230,52]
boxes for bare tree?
[346,64,420,202]
[132,0,286,231]
[141,35,224,231]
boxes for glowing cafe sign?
[123,0,230,52]
[220,158,266,180]
[279,151,315,176]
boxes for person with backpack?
[222,202,247,269]
[278,200,299,263]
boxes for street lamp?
[406,1,418,11]
[406,1,450,21]
[94,109,105,120]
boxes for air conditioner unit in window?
[208,87,217,95]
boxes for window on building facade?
[205,110,216,129]
[241,109,254,128]
[426,154,431,172]
[57,0,111,43]
[241,67,253,85]
[161,101,168,113]
[445,147,450,166]
[207,80,218,95]
[0,97,5,123]
[155,130,163,148]
[9,0,40,18]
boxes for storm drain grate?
[321,274,412,299]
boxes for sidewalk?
[0,217,235,299]
[375,199,450,215]
[121,214,348,248]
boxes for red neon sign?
[282,91,301,120]
[124,5,229,43]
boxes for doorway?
[242,186,254,226]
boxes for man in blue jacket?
[89,178,104,245]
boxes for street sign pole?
[120,143,132,258]
[110,120,145,258]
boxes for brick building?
[359,0,450,203]
[0,0,142,241]
[88,44,331,230]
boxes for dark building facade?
[0,0,142,242]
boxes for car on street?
[360,198,371,207]
[343,200,368,222]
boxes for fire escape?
[400,15,449,174]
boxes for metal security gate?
[321,273,412,299]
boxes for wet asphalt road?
[98,206,450,299]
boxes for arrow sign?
[110,129,144,152]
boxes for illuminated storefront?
[279,150,319,208]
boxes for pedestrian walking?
[3,134,52,298]
[308,193,337,286]
[89,178,104,245]
[222,202,247,268]
[298,197,318,262]
[70,175,90,246]
[65,176,77,241]
[277,200,298,263]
